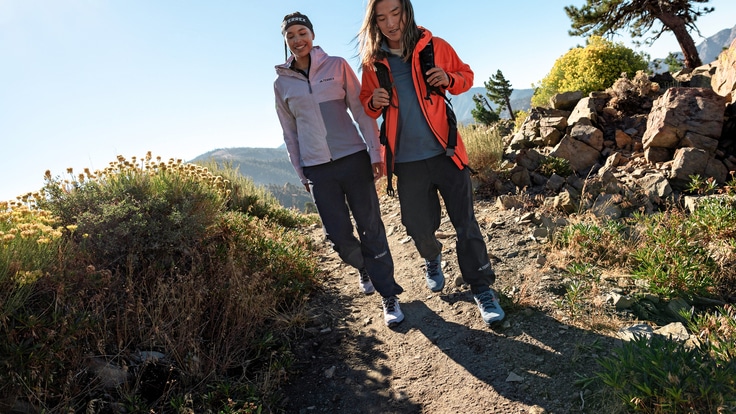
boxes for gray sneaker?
[382,296,404,327]
[474,289,505,325]
[424,253,445,292]
[358,268,375,295]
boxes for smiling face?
[375,0,405,49]
[284,24,314,62]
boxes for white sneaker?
[358,268,375,295]
[382,296,404,327]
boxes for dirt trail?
[281,195,618,414]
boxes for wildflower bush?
[0,153,320,413]
[531,36,649,107]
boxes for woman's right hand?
[372,88,390,108]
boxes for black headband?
[281,13,313,35]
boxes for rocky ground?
[279,194,628,414]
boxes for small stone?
[505,371,524,382]
[529,404,547,414]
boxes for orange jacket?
[360,27,474,171]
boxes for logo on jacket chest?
[318,77,335,83]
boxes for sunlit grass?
[460,124,504,174]
[0,152,321,412]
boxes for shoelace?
[383,297,396,312]
[478,292,498,310]
[360,271,370,283]
[426,259,440,273]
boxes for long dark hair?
[357,0,421,66]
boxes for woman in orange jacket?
[357,0,505,326]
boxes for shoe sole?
[485,318,504,328]
[481,311,505,326]
[427,279,444,292]
[386,316,404,328]
[360,283,375,295]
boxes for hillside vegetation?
[3,23,736,412]
[1,153,321,413]
[2,121,735,412]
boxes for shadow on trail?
[396,296,615,413]
[281,288,423,414]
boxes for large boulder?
[550,91,583,111]
[712,38,736,104]
[568,97,597,125]
[569,124,604,152]
[669,147,729,190]
[549,135,601,173]
[642,87,727,149]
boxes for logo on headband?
[286,17,308,25]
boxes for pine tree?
[471,93,500,126]
[565,0,713,69]
[484,70,516,122]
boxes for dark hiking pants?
[393,154,496,294]
[303,150,403,297]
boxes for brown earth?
[280,194,627,414]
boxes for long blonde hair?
[357,0,421,66]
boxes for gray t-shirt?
[386,52,444,163]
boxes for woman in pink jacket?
[357,0,504,326]
[274,12,404,327]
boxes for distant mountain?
[450,88,534,125]
[652,24,736,71]
[696,24,736,63]
[190,147,315,211]
[191,147,300,187]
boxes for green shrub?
[39,156,227,274]
[632,209,717,298]
[532,36,649,107]
[539,156,573,177]
[513,109,529,133]
[593,307,736,413]
[553,194,736,301]
[1,153,320,412]
[552,219,631,268]
[195,159,312,227]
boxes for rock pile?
[496,38,736,219]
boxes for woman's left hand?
[371,162,385,181]
[425,67,449,88]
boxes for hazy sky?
[2,0,735,201]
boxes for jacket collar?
[276,45,327,74]
[378,27,432,59]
